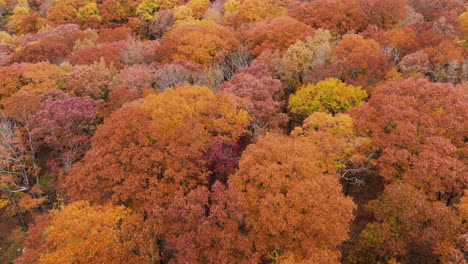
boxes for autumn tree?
[281,28,334,78]
[334,33,380,58]
[100,85,140,117]
[291,112,371,193]
[290,0,410,34]
[163,181,259,263]
[243,16,314,57]
[457,191,468,235]
[1,62,66,123]
[229,134,355,263]
[0,43,15,66]
[152,60,205,90]
[120,38,160,66]
[171,5,195,23]
[68,41,126,69]
[349,182,464,264]
[149,9,175,39]
[186,0,211,19]
[136,0,178,21]
[289,0,367,35]
[223,0,287,25]
[0,114,45,231]
[66,84,251,217]
[9,36,71,64]
[460,9,468,45]
[155,23,240,66]
[15,201,156,264]
[406,21,452,51]
[62,59,117,100]
[350,78,467,202]
[360,0,408,30]
[288,78,367,119]
[220,63,287,134]
[102,64,156,116]
[98,0,139,28]
[407,0,464,21]
[6,3,32,34]
[202,137,242,182]
[0,64,25,102]
[97,27,131,43]
[28,90,101,172]
[333,34,393,87]
[2,90,44,125]
[399,50,430,75]
[114,64,155,91]
[45,0,106,27]
[379,27,418,63]
[423,41,467,83]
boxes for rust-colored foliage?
[399,50,431,74]
[289,0,367,35]
[244,16,314,57]
[229,134,356,263]
[408,0,465,21]
[14,214,51,264]
[102,64,156,116]
[114,64,155,91]
[1,62,66,122]
[15,201,155,264]
[0,43,15,66]
[155,23,240,66]
[66,84,251,217]
[68,41,126,69]
[2,1,466,263]
[350,78,467,199]
[164,181,259,263]
[423,41,467,83]
[99,0,139,27]
[46,0,80,26]
[361,0,408,30]
[379,27,418,62]
[62,59,117,100]
[349,182,463,264]
[290,0,408,34]
[10,36,71,64]
[97,27,131,43]
[0,64,24,102]
[334,34,393,87]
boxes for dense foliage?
[0,0,466,263]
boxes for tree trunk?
[7,190,27,231]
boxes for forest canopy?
[0,0,467,263]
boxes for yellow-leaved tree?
[15,201,156,264]
[288,78,367,118]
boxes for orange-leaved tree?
[229,134,356,263]
[350,78,467,203]
[155,23,240,66]
[349,182,463,264]
[163,181,259,263]
[15,201,156,264]
[66,84,251,217]
[244,16,314,57]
